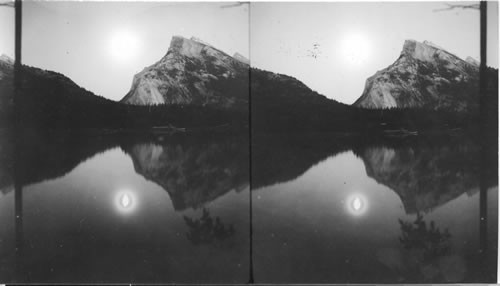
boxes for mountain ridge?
[121,35,249,109]
[353,39,479,111]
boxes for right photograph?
[250,1,498,284]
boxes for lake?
[0,129,250,283]
[252,133,497,283]
[0,130,496,283]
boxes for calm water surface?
[0,130,496,283]
[252,134,497,283]
[0,130,249,283]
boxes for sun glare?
[345,193,368,217]
[109,30,139,62]
[340,33,371,66]
[114,189,138,215]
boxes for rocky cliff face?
[353,40,479,111]
[124,136,248,210]
[121,36,249,109]
[358,142,480,213]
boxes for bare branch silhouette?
[220,2,248,9]
[0,2,14,8]
[434,3,480,12]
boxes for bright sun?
[340,34,371,66]
[109,30,139,62]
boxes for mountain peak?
[354,39,479,110]
[401,39,472,67]
[190,36,211,46]
[402,39,418,51]
[422,40,445,50]
[167,35,234,61]
[121,35,249,107]
[168,35,205,56]
[402,39,443,62]
[169,35,209,46]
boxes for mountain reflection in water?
[0,129,249,283]
[183,208,236,245]
[0,130,496,283]
[123,137,248,210]
[358,143,481,213]
[252,133,497,283]
[0,130,249,208]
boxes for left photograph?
[0,1,250,283]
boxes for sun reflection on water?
[346,193,368,217]
[114,190,137,215]
[352,197,362,211]
[121,193,131,208]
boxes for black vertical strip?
[14,0,21,124]
[14,0,24,281]
[14,0,21,67]
[248,2,254,284]
[478,0,491,282]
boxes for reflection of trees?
[252,133,352,189]
[399,213,451,260]
[386,213,468,282]
[0,130,122,192]
[183,208,235,245]
[0,130,14,194]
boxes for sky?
[251,2,497,104]
[6,2,498,104]
[22,2,249,101]
[0,3,14,59]
[487,1,499,70]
